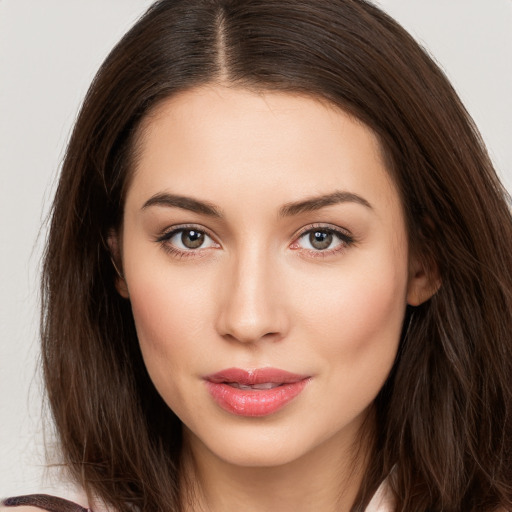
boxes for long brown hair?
[42,1,512,510]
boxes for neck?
[180,418,374,512]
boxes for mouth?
[204,368,311,417]
[225,382,283,390]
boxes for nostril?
[219,324,285,345]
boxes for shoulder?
[1,508,44,512]
[1,494,91,511]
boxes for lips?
[205,368,311,417]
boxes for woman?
[3,0,512,510]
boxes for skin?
[113,85,435,512]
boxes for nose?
[215,249,289,344]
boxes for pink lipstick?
[205,368,310,417]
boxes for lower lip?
[205,379,310,417]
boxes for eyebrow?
[141,190,372,218]
[279,191,372,217]
[142,193,222,217]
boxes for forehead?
[127,85,400,217]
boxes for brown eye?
[160,227,218,252]
[181,230,205,249]
[309,230,333,250]
[293,226,353,254]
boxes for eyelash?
[155,223,355,259]
[291,224,355,258]
[155,224,219,259]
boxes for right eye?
[157,226,220,254]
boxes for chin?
[184,414,362,471]
[222,437,308,468]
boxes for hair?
[41,1,512,510]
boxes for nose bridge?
[216,240,286,343]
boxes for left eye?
[167,229,217,250]
[296,228,348,251]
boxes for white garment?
[365,479,394,512]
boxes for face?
[116,85,429,469]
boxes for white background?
[1,0,511,498]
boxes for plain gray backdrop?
[1,0,511,498]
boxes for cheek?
[126,264,214,399]
[292,264,406,432]
[295,250,408,386]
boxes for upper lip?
[205,367,309,385]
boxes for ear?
[107,231,130,299]
[406,253,441,306]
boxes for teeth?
[228,382,282,390]
[253,382,282,390]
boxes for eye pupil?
[182,230,205,249]
[309,230,333,250]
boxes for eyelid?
[156,223,218,243]
[155,223,221,258]
[290,223,355,255]
[293,223,353,240]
